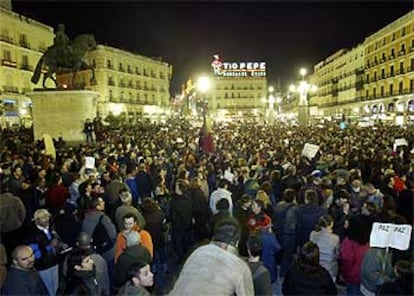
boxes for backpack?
[92,215,114,254]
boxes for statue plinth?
[298,105,309,126]
[27,90,99,144]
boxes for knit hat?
[125,231,141,247]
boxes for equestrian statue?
[31,24,97,89]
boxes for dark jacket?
[248,261,272,296]
[273,201,297,238]
[189,187,211,241]
[282,263,337,295]
[135,171,154,198]
[260,230,282,283]
[296,204,326,248]
[170,193,193,232]
[378,278,413,296]
[142,207,165,250]
[25,224,59,271]
[2,267,48,295]
[113,244,151,287]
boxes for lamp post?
[196,76,211,127]
[290,68,317,125]
[268,86,275,123]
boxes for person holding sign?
[360,247,394,296]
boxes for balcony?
[2,59,17,68]
[389,55,395,60]
[3,86,19,93]
[119,67,125,72]
[20,64,33,71]
[407,66,414,73]
[396,69,405,75]
[107,80,115,86]
[107,64,114,70]
[0,35,13,44]
[399,50,405,56]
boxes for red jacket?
[340,237,369,285]
[45,184,69,210]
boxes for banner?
[43,134,56,159]
[369,222,412,250]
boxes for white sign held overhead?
[393,138,408,151]
[224,170,235,183]
[370,223,412,250]
[85,156,95,169]
[302,143,320,159]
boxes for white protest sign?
[85,156,95,169]
[393,138,408,151]
[224,170,234,183]
[302,143,320,159]
[370,222,412,250]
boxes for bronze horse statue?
[31,34,97,88]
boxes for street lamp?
[290,68,317,125]
[196,76,211,126]
[300,68,307,80]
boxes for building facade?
[58,45,172,121]
[181,56,268,121]
[0,3,54,126]
[303,10,414,125]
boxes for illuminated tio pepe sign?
[211,54,266,77]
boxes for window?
[381,69,385,79]
[391,48,395,57]
[400,44,405,53]
[400,61,404,72]
[119,63,124,71]
[365,89,369,98]
[92,59,96,68]
[107,60,112,68]
[380,86,384,97]
[399,81,403,93]
[390,65,394,76]
[373,88,377,97]
[392,32,396,41]
[19,34,28,47]
[3,50,11,60]
[21,55,28,66]
[389,84,393,95]
[373,71,377,80]
[366,74,369,83]
[410,79,414,91]
[402,27,406,36]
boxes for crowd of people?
[0,117,413,295]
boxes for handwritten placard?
[85,156,95,169]
[302,143,320,159]
[370,222,412,250]
[393,138,408,151]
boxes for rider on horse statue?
[51,24,72,64]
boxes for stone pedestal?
[27,90,99,143]
[298,105,309,126]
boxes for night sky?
[11,0,413,94]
